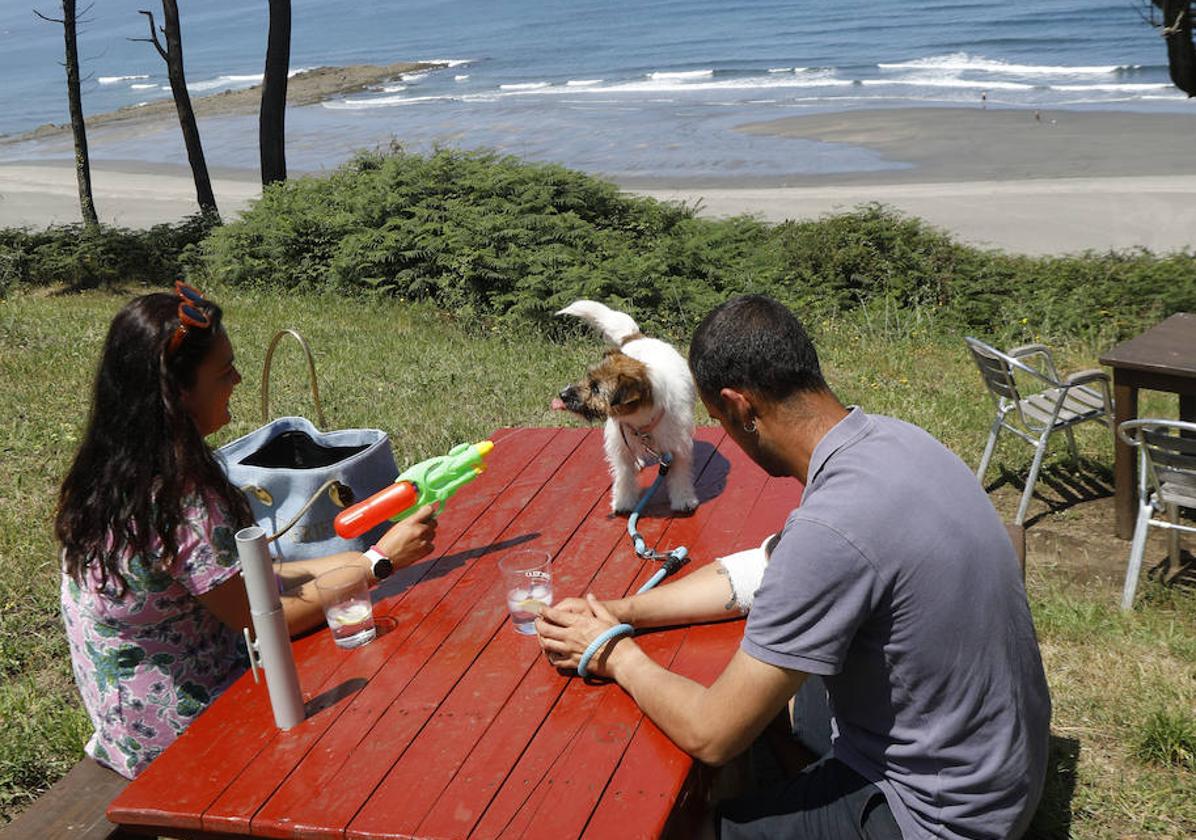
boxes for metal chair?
[1117,419,1196,610]
[965,337,1114,525]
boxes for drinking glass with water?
[499,550,553,635]
[315,565,377,649]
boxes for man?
[536,295,1051,839]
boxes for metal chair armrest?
[1007,343,1062,380]
[1007,343,1051,359]
[1119,417,1196,447]
[1004,354,1061,388]
[1064,369,1110,387]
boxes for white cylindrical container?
[236,526,305,729]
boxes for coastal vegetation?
[3,148,1195,342]
[1,150,1194,836]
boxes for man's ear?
[719,387,755,427]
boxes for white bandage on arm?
[715,533,776,614]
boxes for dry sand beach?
[3,100,1194,255]
[634,108,1196,255]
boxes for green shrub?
[0,214,215,296]
[199,149,1196,341]
[6,148,1194,341]
[199,148,773,337]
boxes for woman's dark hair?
[56,292,252,594]
[688,294,827,405]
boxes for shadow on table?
[986,457,1113,528]
[304,677,367,716]
[1025,734,1080,840]
[372,532,541,601]
[629,439,732,517]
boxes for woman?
[57,283,437,779]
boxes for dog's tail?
[556,300,641,346]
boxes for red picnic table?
[107,426,801,840]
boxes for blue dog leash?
[577,453,690,678]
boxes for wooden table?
[1100,313,1196,539]
[107,426,800,839]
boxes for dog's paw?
[670,495,699,514]
[612,492,639,515]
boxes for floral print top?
[60,493,247,779]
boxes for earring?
[744,419,758,434]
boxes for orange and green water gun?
[334,440,495,539]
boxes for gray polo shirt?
[743,408,1051,840]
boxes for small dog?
[552,300,699,514]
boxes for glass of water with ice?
[499,550,553,635]
[315,565,377,649]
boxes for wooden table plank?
[465,431,733,840]
[106,426,556,834]
[108,426,806,840]
[343,427,645,839]
[246,429,609,839]
[506,439,775,840]
[410,429,727,840]
[580,474,803,840]
[477,434,765,840]
[200,427,566,836]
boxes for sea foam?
[878,52,1137,77]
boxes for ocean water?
[0,0,1188,179]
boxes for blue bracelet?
[576,623,635,678]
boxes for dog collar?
[620,407,667,458]
[631,407,666,438]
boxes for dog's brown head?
[552,349,654,422]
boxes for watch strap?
[364,545,393,580]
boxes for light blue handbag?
[217,331,398,561]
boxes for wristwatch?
[363,545,393,580]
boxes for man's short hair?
[689,295,827,404]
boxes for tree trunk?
[260,0,291,184]
[157,1,219,217]
[62,0,99,229]
[1155,1,1196,96]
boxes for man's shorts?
[716,756,903,840]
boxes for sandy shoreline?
[3,107,1194,255]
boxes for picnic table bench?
[106,425,801,839]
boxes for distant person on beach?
[536,294,1051,840]
[981,90,988,108]
[56,283,438,778]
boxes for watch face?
[373,556,394,580]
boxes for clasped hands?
[535,594,631,680]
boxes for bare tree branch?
[33,10,66,24]
[133,9,168,60]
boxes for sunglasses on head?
[165,280,213,358]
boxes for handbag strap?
[259,478,352,544]
[260,329,327,429]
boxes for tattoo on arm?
[716,561,739,612]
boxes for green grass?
[1,285,1193,837]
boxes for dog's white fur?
[557,300,699,513]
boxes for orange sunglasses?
[165,280,212,358]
